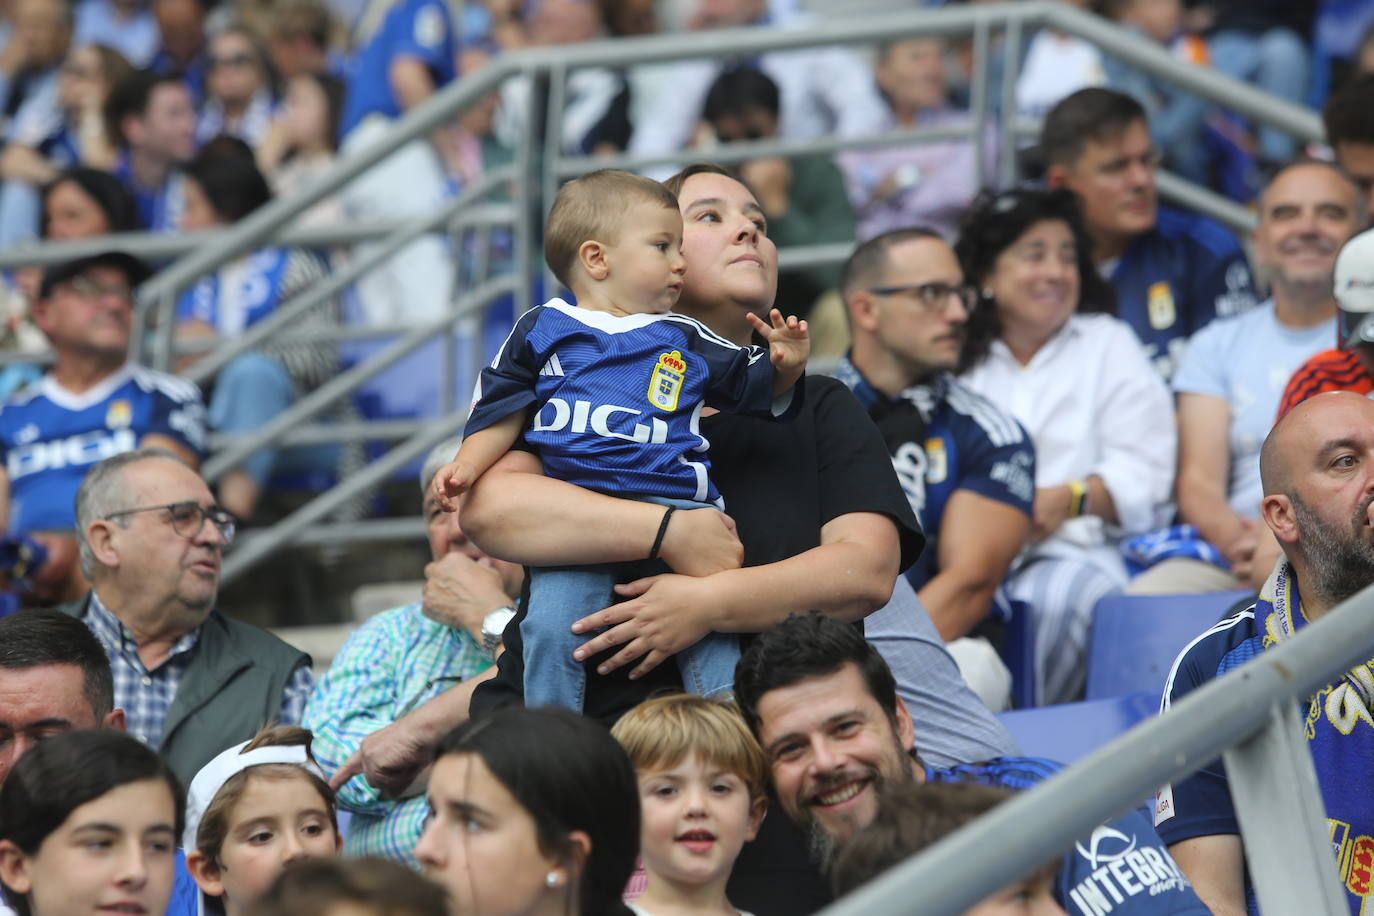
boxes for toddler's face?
[601,201,687,315]
[212,773,339,914]
[636,754,764,890]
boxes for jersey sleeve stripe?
[1159,607,1255,714]
[945,383,1022,447]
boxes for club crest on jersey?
[106,399,132,429]
[924,438,948,484]
[647,350,686,412]
[1147,281,1176,330]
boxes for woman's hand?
[570,574,720,679]
[1031,484,1073,543]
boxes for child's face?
[599,201,687,314]
[0,778,178,916]
[207,774,339,915]
[965,868,1065,915]
[637,754,764,890]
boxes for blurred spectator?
[0,251,206,605]
[307,438,517,863]
[339,0,457,325]
[1277,229,1374,417]
[1102,0,1212,187]
[0,0,73,139]
[1354,21,1374,79]
[196,24,278,148]
[252,858,449,916]
[266,0,336,81]
[699,66,855,315]
[69,448,314,786]
[836,229,1032,712]
[103,68,196,230]
[1322,73,1374,222]
[1190,0,1311,166]
[257,70,345,227]
[439,49,512,193]
[1129,161,1359,596]
[957,188,1176,704]
[1156,391,1374,916]
[595,0,679,158]
[628,0,886,177]
[839,38,993,243]
[0,43,129,246]
[174,140,343,522]
[1043,88,1257,379]
[74,0,157,66]
[150,0,207,100]
[1015,0,1107,117]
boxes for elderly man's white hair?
[420,437,463,497]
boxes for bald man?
[1153,391,1374,916]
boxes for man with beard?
[736,612,1207,914]
[1156,391,1374,916]
[1128,160,1362,596]
[835,228,1034,711]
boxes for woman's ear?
[185,849,226,899]
[564,830,592,876]
[0,839,34,897]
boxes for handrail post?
[970,16,990,190]
[998,13,1022,188]
[1223,701,1348,915]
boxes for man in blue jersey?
[339,0,456,325]
[1043,88,1258,379]
[835,228,1033,711]
[103,70,195,231]
[1156,391,1374,916]
[736,611,1207,915]
[0,250,205,603]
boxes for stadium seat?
[1001,599,1036,709]
[1085,590,1253,701]
[998,692,1157,764]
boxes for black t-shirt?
[470,375,923,722]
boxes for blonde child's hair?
[194,725,337,865]
[544,169,681,290]
[611,693,768,800]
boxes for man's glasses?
[62,275,132,301]
[868,282,979,312]
[208,52,256,70]
[103,501,237,543]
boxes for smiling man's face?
[755,663,918,852]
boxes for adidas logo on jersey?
[539,354,565,377]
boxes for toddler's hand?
[432,460,476,512]
[747,308,810,373]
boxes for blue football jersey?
[465,300,793,505]
[1110,207,1258,380]
[928,756,1208,914]
[0,366,206,533]
[340,0,456,137]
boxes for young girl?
[184,725,341,916]
[611,694,768,916]
[0,729,184,916]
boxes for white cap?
[182,740,325,854]
[1335,228,1374,347]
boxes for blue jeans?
[522,496,740,711]
[210,351,338,485]
[1208,28,1309,164]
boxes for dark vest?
[61,595,311,787]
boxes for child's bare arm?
[432,413,526,511]
[746,308,810,397]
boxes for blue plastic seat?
[1085,590,1253,702]
[997,693,1157,764]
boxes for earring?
[981,288,994,301]
[545,871,562,889]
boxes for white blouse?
[961,313,1177,555]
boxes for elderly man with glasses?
[834,228,1035,712]
[60,447,312,786]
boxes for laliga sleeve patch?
[1154,783,1175,825]
[414,5,445,49]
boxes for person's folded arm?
[571,511,901,679]
[920,491,1029,641]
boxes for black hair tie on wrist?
[649,506,677,560]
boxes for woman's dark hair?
[0,730,184,916]
[662,161,733,200]
[953,186,1114,372]
[255,857,448,916]
[435,708,639,916]
[182,137,273,222]
[735,611,900,738]
[294,70,345,154]
[41,167,140,237]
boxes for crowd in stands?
[4,0,1374,914]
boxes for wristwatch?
[481,606,517,660]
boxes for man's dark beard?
[1292,491,1374,607]
[802,730,916,869]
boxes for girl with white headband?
[184,725,341,916]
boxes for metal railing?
[822,582,1369,915]
[0,1,1318,571]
